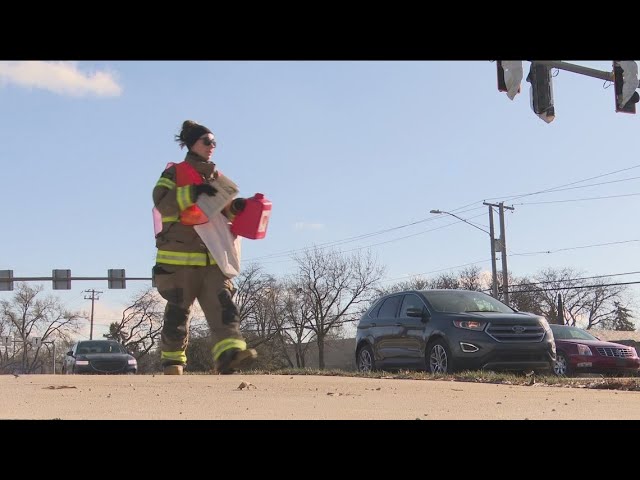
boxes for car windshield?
[550,325,599,341]
[421,290,514,314]
[77,341,124,354]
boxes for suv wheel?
[427,340,453,374]
[357,345,376,372]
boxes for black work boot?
[214,348,257,374]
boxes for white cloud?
[294,222,324,231]
[0,61,122,97]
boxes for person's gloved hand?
[231,198,247,214]
[193,183,218,199]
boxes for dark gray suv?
[355,289,555,374]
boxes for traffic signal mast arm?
[497,60,640,119]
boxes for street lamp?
[429,210,491,236]
[430,209,499,299]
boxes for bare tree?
[234,263,282,348]
[293,248,385,369]
[509,268,629,329]
[458,265,485,291]
[582,280,627,329]
[508,275,546,316]
[380,266,487,297]
[375,276,430,296]
[277,280,316,368]
[105,287,164,360]
[429,272,460,290]
[0,283,83,373]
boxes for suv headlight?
[453,320,486,331]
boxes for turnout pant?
[154,264,242,365]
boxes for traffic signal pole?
[497,60,640,119]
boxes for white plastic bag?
[196,174,239,219]
[194,213,242,278]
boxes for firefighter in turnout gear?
[152,120,257,375]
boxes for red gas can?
[230,193,272,239]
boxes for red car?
[550,324,640,377]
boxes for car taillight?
[75,360,89,365]
[453,320,486,331]
[577,344,593,356]
[128,359,137,365]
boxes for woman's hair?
[175,120,213,149]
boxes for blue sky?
[1,60,638,338]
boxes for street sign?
[31,337,42,348]
[1,336,11,346]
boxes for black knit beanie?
[176,120,214,149]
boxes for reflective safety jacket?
[153,152,217,266]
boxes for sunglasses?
[200,137,217,147]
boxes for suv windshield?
[77,341,124,354]
[421,290,514,314]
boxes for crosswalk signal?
[613,60,639,114]
[527,62,555,123]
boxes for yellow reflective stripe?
[176,185,194,211]
[155,250,216,266]
[212,338,247,361]
[156,178,176,189]
[162,215,179,222]
[156,250,208,266]
[161,350,187,364]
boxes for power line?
[515,192,640,206]
[510,239,640,257]
[249,213,488,266]
[508,271,640,288]
[485,163,640,203]
[510,280,640,294]
[246,164,640,266]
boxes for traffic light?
[108,269,126,289]
[52,269,71,290]
[0,270,13,291]
[497,61,523,100]
[613,60,639,114]
[527,62,555,123]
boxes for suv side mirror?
[406,307,431,322]
[66,350,73,356]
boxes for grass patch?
[182,367,640,391]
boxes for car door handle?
[370,323,377,327]
[395,323,403,326]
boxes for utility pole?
[485,204,499,299]
[483,202,514,305]
[83,289,103,340]
[432,207,501,299]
